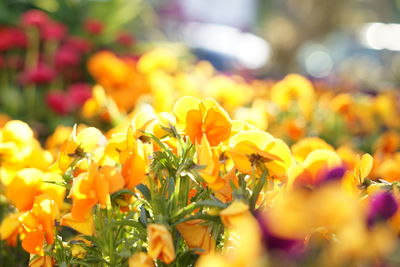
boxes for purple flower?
[319,166,346,185]
[255,211,306,255]
[367,191,398,227]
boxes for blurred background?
[2,0,400,89]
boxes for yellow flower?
[288,149,342,186]
[196,254,230,267]
[29,254,53,267]
[203,75,254,113]
[229,130,293,179]
[137,48,177,74]
[342,153,373,194]
[71,243,87,259]
[45,125,75,158]
[147,224,176,264]
[270,74,315,118]
[291,137,334,162]
[82,85,109,118]
[196,135,220,186]
[199,202,262,267]
[1,120,34,146]
[0,212,22,246]
[60,213,94,236]
[220,201,251,228]
[58,126,106,172]
[173,96,231,146]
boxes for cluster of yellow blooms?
[1,49,400,266]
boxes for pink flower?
[46,91,72,115]
[24,64,56,84]
[56,46,80,68]
[65,37,92,53]
[67,83,92,107]
[84,19,104,35]
[21,10,49,28]
[41,21,67,41]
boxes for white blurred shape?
[360,23,400,51]
[180,0,256,28]
[182,22,270,69]
[305,49,333,78]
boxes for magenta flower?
[21,10,49,28]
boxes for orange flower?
[229,130,293,180]
[147,224,176,264]
[119,125,152,189]
[176,219,215,254]
[0,113,10,127]
[129,252,154,267]
[173,96,231,146]
[121,140,148,189]
[6,168,65,211]
[87,51,149,111]
[19,194,59,255]
[69,164,125,220]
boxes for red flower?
[117,32,135,47]
[0,28,14,51]
[11,28,27,48]
[84,19,104,35]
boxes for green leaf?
[249,170,268,210]
[110,219,145,230]
[110,188,136,200]
[172,214,220,226]
[139,205,148,226]
[136,184,152,201]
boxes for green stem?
[25,27,39,69]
